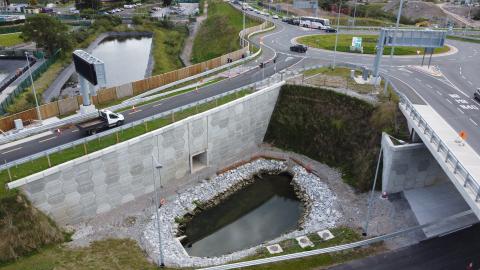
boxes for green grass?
[241,227,383,270]
[0,89,252,199]
[0,239,164,270]
[298,34,450,55]
[150,26,187,75]
[448,35,480,44]
[0,32,23,47]
[191,0,259,63]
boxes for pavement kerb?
[290,34,459,58]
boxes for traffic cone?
[132,105,137,112]
[381,192,388,199]
[56,128,61,136]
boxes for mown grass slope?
[0,32,23,47]
[264,85,407,191]
[191,0,258,63]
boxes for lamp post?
[25,52,42,122]
[151,155,165,268]
[384,0,404,93]
[332,1,342,69]
[352,0,358,27]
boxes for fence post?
[46,152,51,167]
[5,160,12,182]
[144,121,148,132]
[171,112,175,122]
[116,131,120,143]
[83,142,88,155]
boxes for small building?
[24,6,41,14]
[6,4,28,13]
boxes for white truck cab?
[99,109,124,127]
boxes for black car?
[290,44,307,53]
[474,88,480,101]
[325,28,337,33]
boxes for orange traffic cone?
[132,105,137,112]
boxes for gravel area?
[142,159,341,268]
[66,146,423,267]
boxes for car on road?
[272,15,279,19]
[290,44,307,53]
[474,88,480,101]
[76,110,124,136]
[325,27,337,33]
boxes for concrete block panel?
[15,85,282,224]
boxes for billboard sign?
[293,0,318,9]
[383,29,447,48]
[72,50,106,87]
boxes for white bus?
[299,16,330,29]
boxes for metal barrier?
[398,94,480,202]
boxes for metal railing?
[398,94,480,202]
[1,75,287,177]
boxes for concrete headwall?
[381,133,448,194]
[9,83,282,225]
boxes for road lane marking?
[470,118,479,126]
[1,146,22,155]
[128,109,142,115]
[436,91,443,96]
[461,75,466,80]
[447,99,453,104]
[415,78,422,82]
[425,84,432,89]
[72,129,79,133]
[468,81,473,86]
[39,136,56,143]
[152,103,163,108]
[457,107,464,114]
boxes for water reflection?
[91,36,152,87]
[183,172,303,257]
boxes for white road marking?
[1,146,22,155]
[152,102,163,107]
[72,129,79,133]
[468,81,473,86]
[285,57,293,62]
[128,109,142,115]
[447,99,453,104]
[425,84,433,89]
[470,118,479,126]
[415,78,422,82]
[457,107,465,114]
[436,90,443,96]
[39,136,56,143]
[461,75,466,80]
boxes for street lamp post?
[332,2,342,69]
[352,0,358,27]
[384,0,404,93]
[151,155,165,268]
[243,4,246,47]
[25,52,42,122]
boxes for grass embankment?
[0,89,252,197]
[0,239,162,270]
[0,194,65,264]
[303,67,391,94]
[150,26,187,75]
[264,84,408,191]
[243,227,382,270]
[0,32,23,47]
[297,34,450,55]
[191,0,259,63]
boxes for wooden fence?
[0,19,270,133]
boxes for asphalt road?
[2,11,480,168]
[329,224,480,270]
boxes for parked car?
[290,44,307,53]
[474,88,480,101]
[325,27,337,33]
[272,15,278,19]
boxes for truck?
[76,109,124,136]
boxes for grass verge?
[241,227,383,270]
[297,34,450,55]
[0,32,23,47]
[447,35,480,44]
[191,0,259,63]
[0,239,164,270]
[0,89,252,198]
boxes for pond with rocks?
[142,159,341,268]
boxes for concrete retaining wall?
[10,83,282,225]
[381,133,448,194]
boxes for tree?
[22,14,72,55]
[28,0,38,6]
